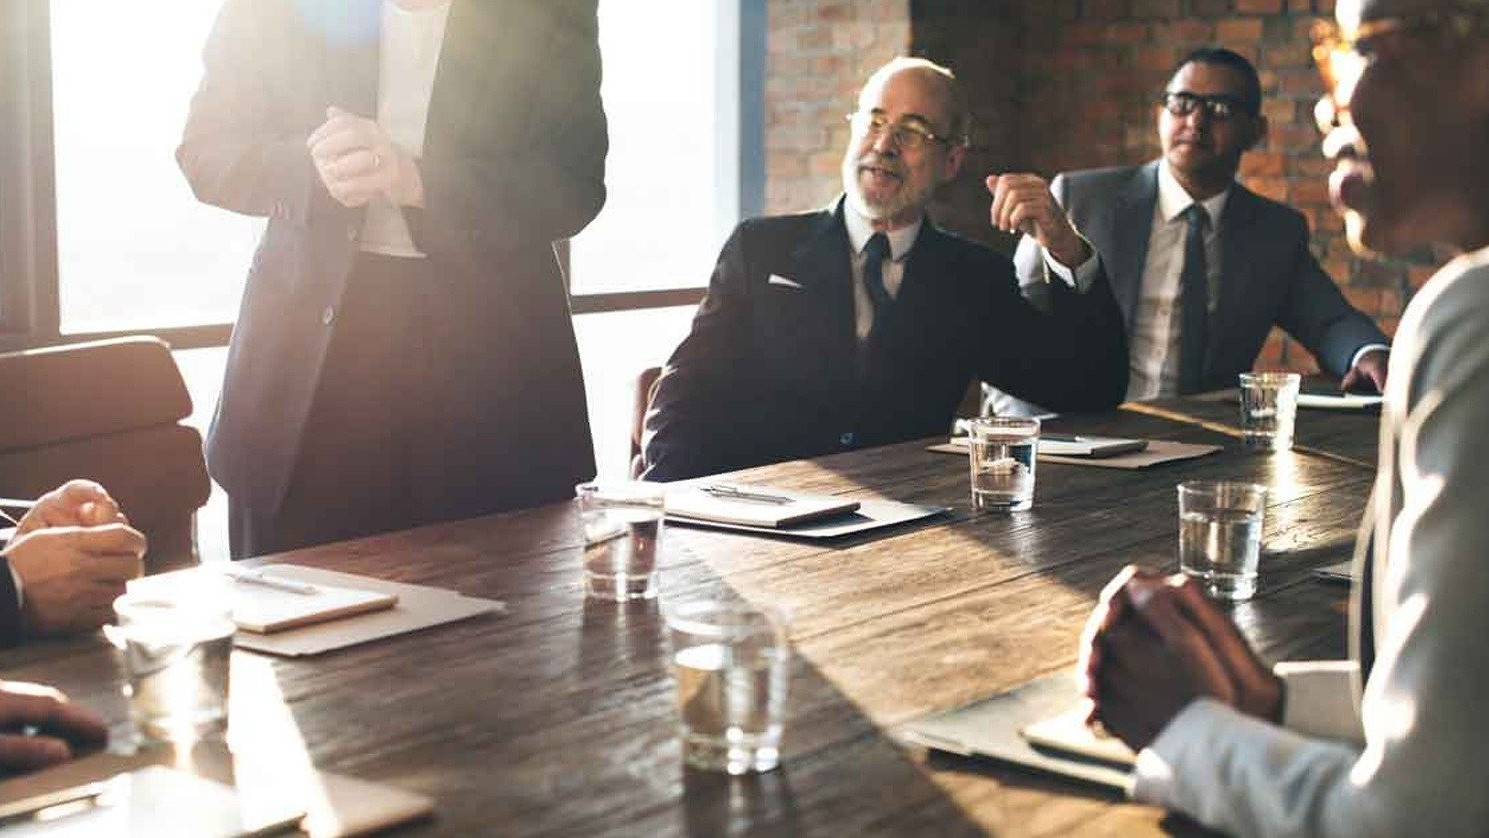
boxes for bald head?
[857,57,968,146]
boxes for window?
[49,1,261,334]
[569,0,743,298]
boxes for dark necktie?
[862,232,892,340]
[1177,203,1210,394]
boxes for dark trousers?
[229,252,587,558]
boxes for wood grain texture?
[0,401,1376,836]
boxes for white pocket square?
[767,274,804,289]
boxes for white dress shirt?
[843,205,921,342]
[359,0,452,258]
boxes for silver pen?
[700,484,794,505]
[223,567,318,595]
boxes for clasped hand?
[4,480,146,637]
[1077,565,1284,751]
[308,107,423,209]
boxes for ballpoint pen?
[700,484,794,505]
[222,567,319,595]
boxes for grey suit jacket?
[1131,249,1489,835]
[1017,161,1387,394]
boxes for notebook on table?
[664,483,861,528]
[899,671,1135,793]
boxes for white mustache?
[858,156,903,177]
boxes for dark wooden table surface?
[0,398,1376,836]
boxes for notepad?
[1021,707,1136,767]
[225,565,399,634]
[1038,434,1149,458]
[664,484,861,528]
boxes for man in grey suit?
[1078,2,1489,834]
[994,47,1388,413]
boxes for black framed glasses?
[1160,91,1251,121]
[846,111,952,151]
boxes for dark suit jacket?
[178,0,605,515]
[641,203,1129,482]
[1019,161,1388,393]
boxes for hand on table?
[1341,348,1389,394]
[2,525,146,637]
[308,107,423,208]
[0,680,107,773]
[985,173,1091,269]
[1078,566,1283,751]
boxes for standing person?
[641,57,1127,482]
[1079,2,1489,834]
[992,47,1388,416]
[178,0,607,557]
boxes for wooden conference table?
[0,394,1379,836]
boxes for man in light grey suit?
[1078,2,1489,834]
[994,47,1388,412]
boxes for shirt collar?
[1157,160,1231,227]
[843,201,921,262]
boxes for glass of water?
[1238,372,1301,452]
[968,416,1040,512]
[1178,480,1268,601]
[111,587,235,744]
[665,600,791,775]
[576,481,665,601]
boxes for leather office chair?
[0,337,211,571]
[629,366,663,478]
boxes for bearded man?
[641,57,1127,481]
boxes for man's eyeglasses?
[1311,13,1489,100]
[1159,92,1251,122]
[846,111,953,151]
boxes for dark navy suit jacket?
[178,0,605,516]
[1020,161,1388,393]
[641,203,1129,482]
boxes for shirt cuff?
[1042,245,1099,292]
[1349,344,1389,371]
[1275,660,1363,743]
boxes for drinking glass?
[576,481,665,601]
[1178,480,1268,601]
[1238,372,1301,452]
[111,588,235,744]
[968,416,1040,512]
[665,600,791,775]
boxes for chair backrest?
[0,337,210,571]
[629,366,663,478]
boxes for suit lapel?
[789,204,858,383]
[1212,184,1262,379]
[1109,162,1159,333]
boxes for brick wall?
[763,0,1424,376]
[763,0,911,214]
